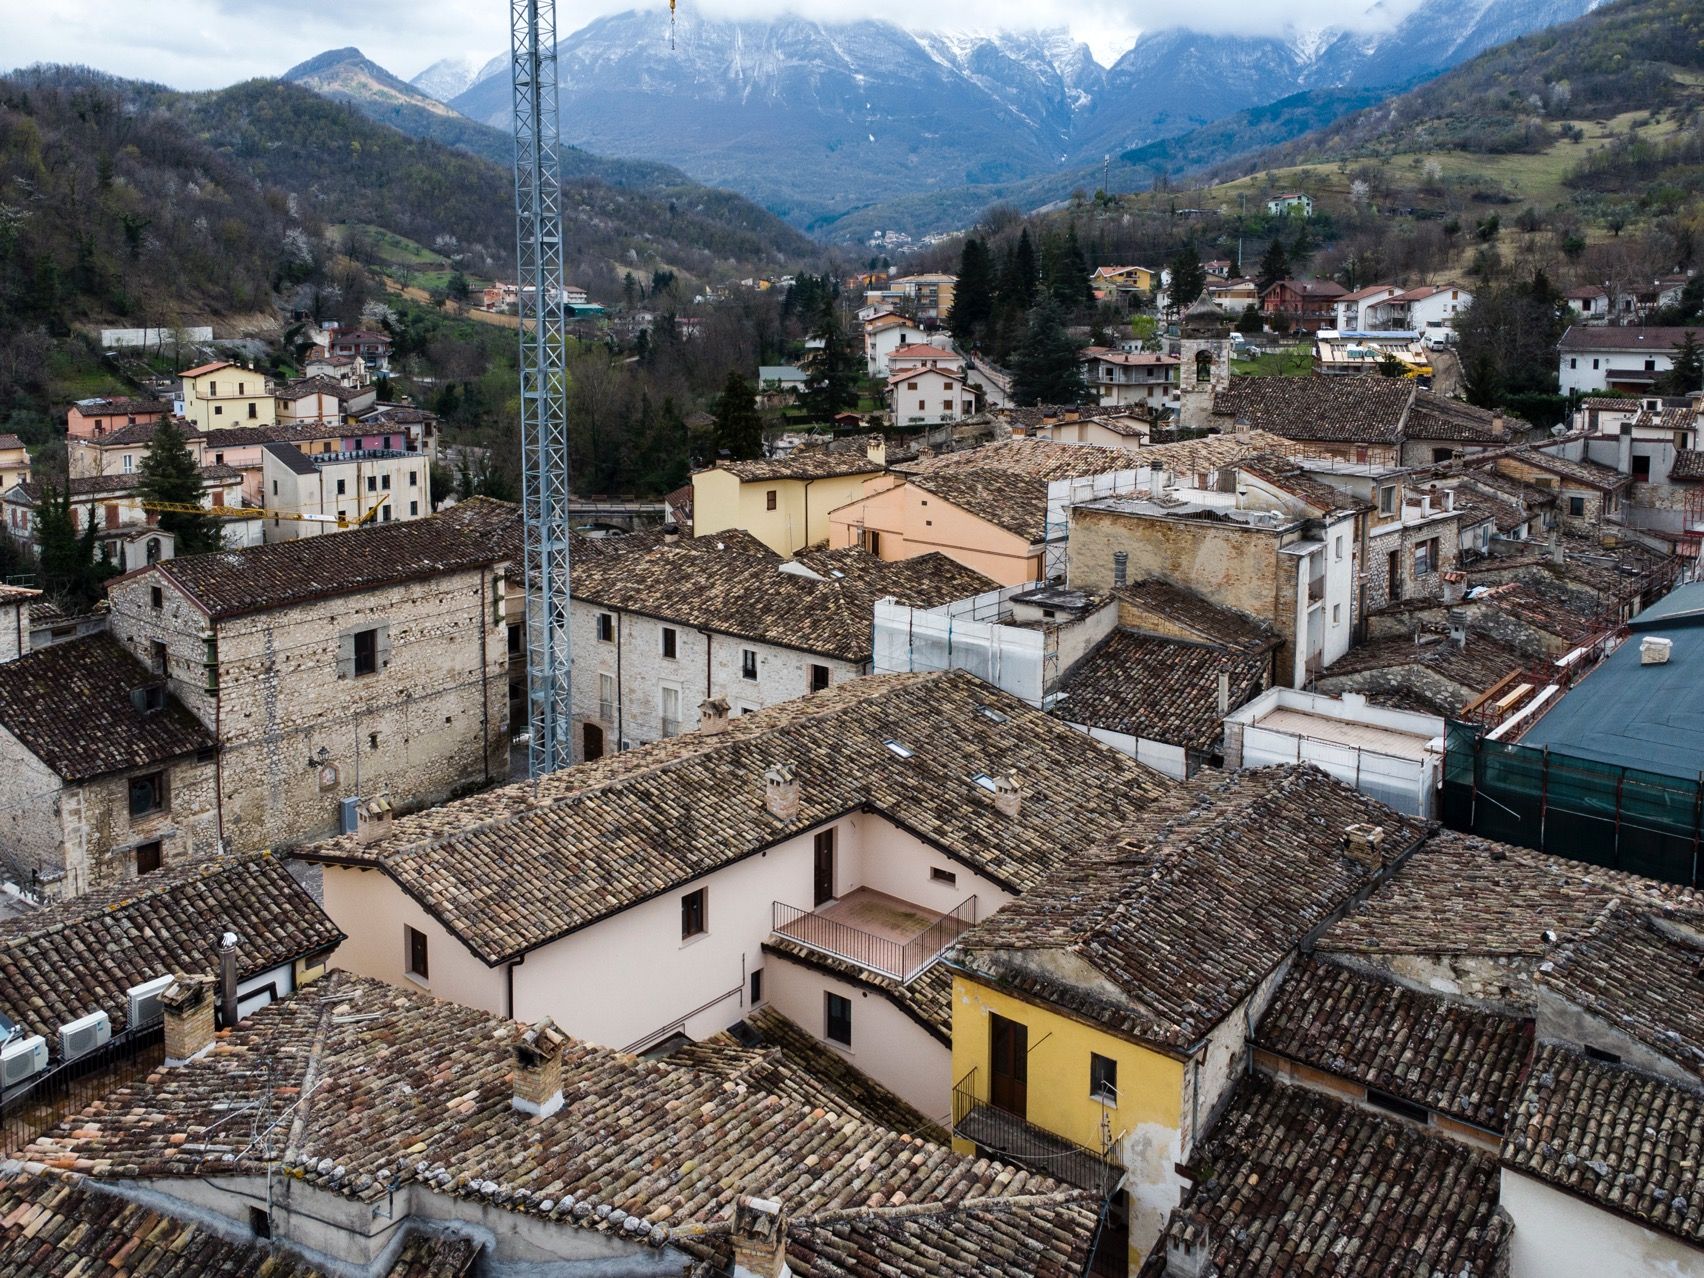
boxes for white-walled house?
[864,316,944,377]
[1332,284,1404,332]
[566,529,992,760]
[1558,324,1703,395]
[887,367,977,425]
[298,670,1170,1120]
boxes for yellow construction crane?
[141,494,388,529]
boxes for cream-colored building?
[178,360,277,431]
[105,513,510,851]
[298,670,1169,1119]
[259,442,429,541]
[0,433,29,490]
[0,634,219,896]
[690,447,886,556]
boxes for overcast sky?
[5,0,1409,90]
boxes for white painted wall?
[1501,1169,1703,1278]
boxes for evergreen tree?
[1256,238,1291,296]
[1166,245,1206,312]
[138,418,218,555]
[947,237,996,347]
[800,298,859,420]
[1062,225,1092,306]
[1289,223,1316,271]
[712,371,764,460]
[1009,300,1085,407]
[1659,331,1704,395]
[1236,304,1264,334]
[1001,229,1040,311]
[36,485,109,606]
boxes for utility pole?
[511,0,573,777]
[1102,154,1110,199]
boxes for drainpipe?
[615,611,624,750]
[478,567,492,783]
[703,629,713,702]
[211,621,226,851]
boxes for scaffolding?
[511,0,573,776]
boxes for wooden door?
[813,831,835,907]
[989,1013,1028,1118]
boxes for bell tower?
[1178,295,1232,430]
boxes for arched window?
[1195,350,1214,385]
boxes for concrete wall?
[828,482,1040,585]
[109,564,508,850]
[0,600,27,664]
[691,469,872,557]
[1501,1169,1703,1278]
[261,453,429,543]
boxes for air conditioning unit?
[339,795,360,835]
[0,1035,47,1087]
[59,1010,112,1062]
[127,975,176,1028]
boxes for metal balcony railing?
[771,894,976,982]
[951,1068,1122,1195]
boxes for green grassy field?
[1232,346,1313,377]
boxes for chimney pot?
[991,770,1023,818]
[512,1018,568,1118]
[1343,822,1386,870]
[1166,1229,1215,1278]
[356,795,393,845]
[699,696,732,733]
[731,1195,791,1278]
[161,973,217,1066]
[1490,412,1505,437]
[1446,608,1470,649]
[1112,551,1129,589]
[1216,669,1232,715]
[764,765,801,821]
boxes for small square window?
[808,664,830,693]
[149,585,163,610]
[741,649,758,680]
[1568,496,1586,517]
[408,471,418,486]
[750,968,764,1006]
[128,771,166,818]
[367,476,377,492]
[597,613,615,643]
[930,867,957,886]
[661,627,677,659]
[825,992,852,1046]
[337,478,347,495]
[353,628,379,677]
[135,841,163,875]
[766,490,778,511]
[1090,1053,1118,1104]
[681,887,707,940]
[508,623,523,656]
[405,925,429,979]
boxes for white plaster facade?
[1500,1170,1703,1278]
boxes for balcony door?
[813,829,836,907]
[989,1013,1028,1118]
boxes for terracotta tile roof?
[28,972,1095,1265]
[0,634,213,781]
[178,361,234,378]
[1671,450,1704,481]
[1503,1044,1704,1246]
[908,469,1050,541]
[887,343,962,360]
[1322,831,1696,960]
[142,511,507,620]
[1256,957,1533,1129]
[762,933,956,1044]
[572,533,994,661]
[952,766,1427,1053]
[1318,630,1525,701]
[715,452,885,482]
[1558,324,1704,352]
[665,1005,948,1142]
[431,495,669,571]
[0,583,39,604]
[198,422,352,447]
[1239,452,1369,513]
[1114,579,1278,651]
[1146,1076,1508,1276]
[71,396,168,416]
[1407,391,1527,443]
[85,418,204,447]
[299,671,1168,964]
[1211,376,1414,444]
[1052,630,1267,753]
[1538,906,1704,1079]
[1449,481,1530,532]
[1507,448,1630,492]
[0,1171,322,1275]
[0,852,341,1059]
[278,375,362,402]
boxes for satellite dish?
[1550,425,1567,437]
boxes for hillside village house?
[1570,395,1704,534]
[274,375,377,425]
[2,467,245,561]
[1266,192,1314,216]
[886,272,957,321]
[1367,282,1472,333]
[1090,265,1156,307]
[303,351,367,385]
[948,767,1424,1272]
[64,395,167,441]
[297,671,1169,1121]
[1203,277,1259,313]
[568,530,990,759]
[0,433,28,490]
[104,514,510,851]
[259,441,427,541]
[329,328,393,370]
[863,312,940,376]
[691,447,886,556]
[1332,284,1406,331]
[1079,347,1178,410]
[827,434,1296,587]
[886,366,977,425]
[1558,324,1703,395]
[177,361,278,431]
[1260,278,1347,332]
[0,634,218,896]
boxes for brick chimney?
[356,795,393,844]
[1343,823,1386,871]
[764,765,800,821]
[865,435,887,466]
[512,1018,567,1118]
[699,696,732,734]
[1112,551,1129,589]
[731,1195,790,1278]
[161,974,216,1066]
[1490,412,1505,437]
[991,771,1023,818]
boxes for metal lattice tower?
[511,0,573,776]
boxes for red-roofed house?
[1262,279,1348,333]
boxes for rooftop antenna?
[670,0,678,49]
[511,0,574,777]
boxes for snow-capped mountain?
[409,56,486,104]
[430,0,1601,227]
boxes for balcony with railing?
[771,889,976,982]
[951,1067,1123,1195]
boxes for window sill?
[679,931,710,950]
[403,971,430,988]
